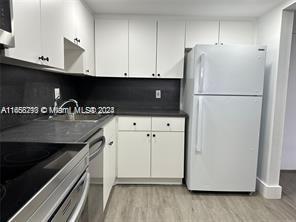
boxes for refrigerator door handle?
[196,97,203,153]
[198,53,206,93]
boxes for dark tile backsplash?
[0,63,181,130]
[76,77,180,111]
[0,64,78,130]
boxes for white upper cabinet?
[5,0,41,65]
[75,0,88,50]
[63,0,92,49]
[157,20,185,79]
[6,0,64,69]
[79,2,95,75]
[219,21,256,45]
[40,0,64,69]
[129,20,157,78]
[185,21,219,48]
[95,19,129,77]
[63,0,76,43]
[63,0,95,74]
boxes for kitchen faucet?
[51,97,79,117]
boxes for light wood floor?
[105,172,296,222]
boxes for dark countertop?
[0,115,113,143]
[115,109,188,117]
[0,110,187,143]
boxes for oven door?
[0,0,14,48]
[80,130,105,222]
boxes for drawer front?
[152,117,185,132]
[118,116,151,131]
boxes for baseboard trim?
[116,178,183,185]
[256,177,282,199]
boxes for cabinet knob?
[124,73,128,76]
[133,122,136,126]
[86,70,90,73]
[157,74,160,77]
[108,141,114,146]
[215,43,218,45]
[153,134,156,137]
[152,73,155,77]
[38,56,44,61]
[44,57,49,62]
[147,134,150,137]
[167,123,170,126]
[74,38,80,43]
[221,43,224,45]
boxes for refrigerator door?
[186,95,262,192]
[193,45,266,96]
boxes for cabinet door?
[103,142,111,209]
[185,21,219,48]
[151,132,184,178]
[5,0,41,64]
[84,13,95,75]
[129,20,157,78]
[103,118,117,209]
[95,19,129,77]
[40,0,64,69]
[156,20,185,79]
[63,0,76,43]
[75,0,87,50]
[80,3,95,75]
[118,132,151,177]
[219,21,255,45]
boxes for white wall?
[256,0,296,199]
[281,15,296,170]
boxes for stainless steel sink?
[36,114,106,122]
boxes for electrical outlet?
[54,88,60,100]
[156,90,161,99]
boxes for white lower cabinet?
[103,118,117,209]
[151,132,184,178]
[117,116,185,180]
[117,131,151,178]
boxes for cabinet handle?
[108,141,114,146]
[147,134,150,137]
[157,74,160,77]
[153,134,156,137]
[38,56,44,61]
[167,123,170,126]
[133,122,136,126]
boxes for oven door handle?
[89,136,106,161]
[68,172,90,222]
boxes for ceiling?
[85,0,285,17]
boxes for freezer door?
[193,45,266,95]
[186,95,262,192]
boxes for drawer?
[118,116,151,131]
[152,117,185,132]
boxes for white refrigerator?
[183,45,266,192]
